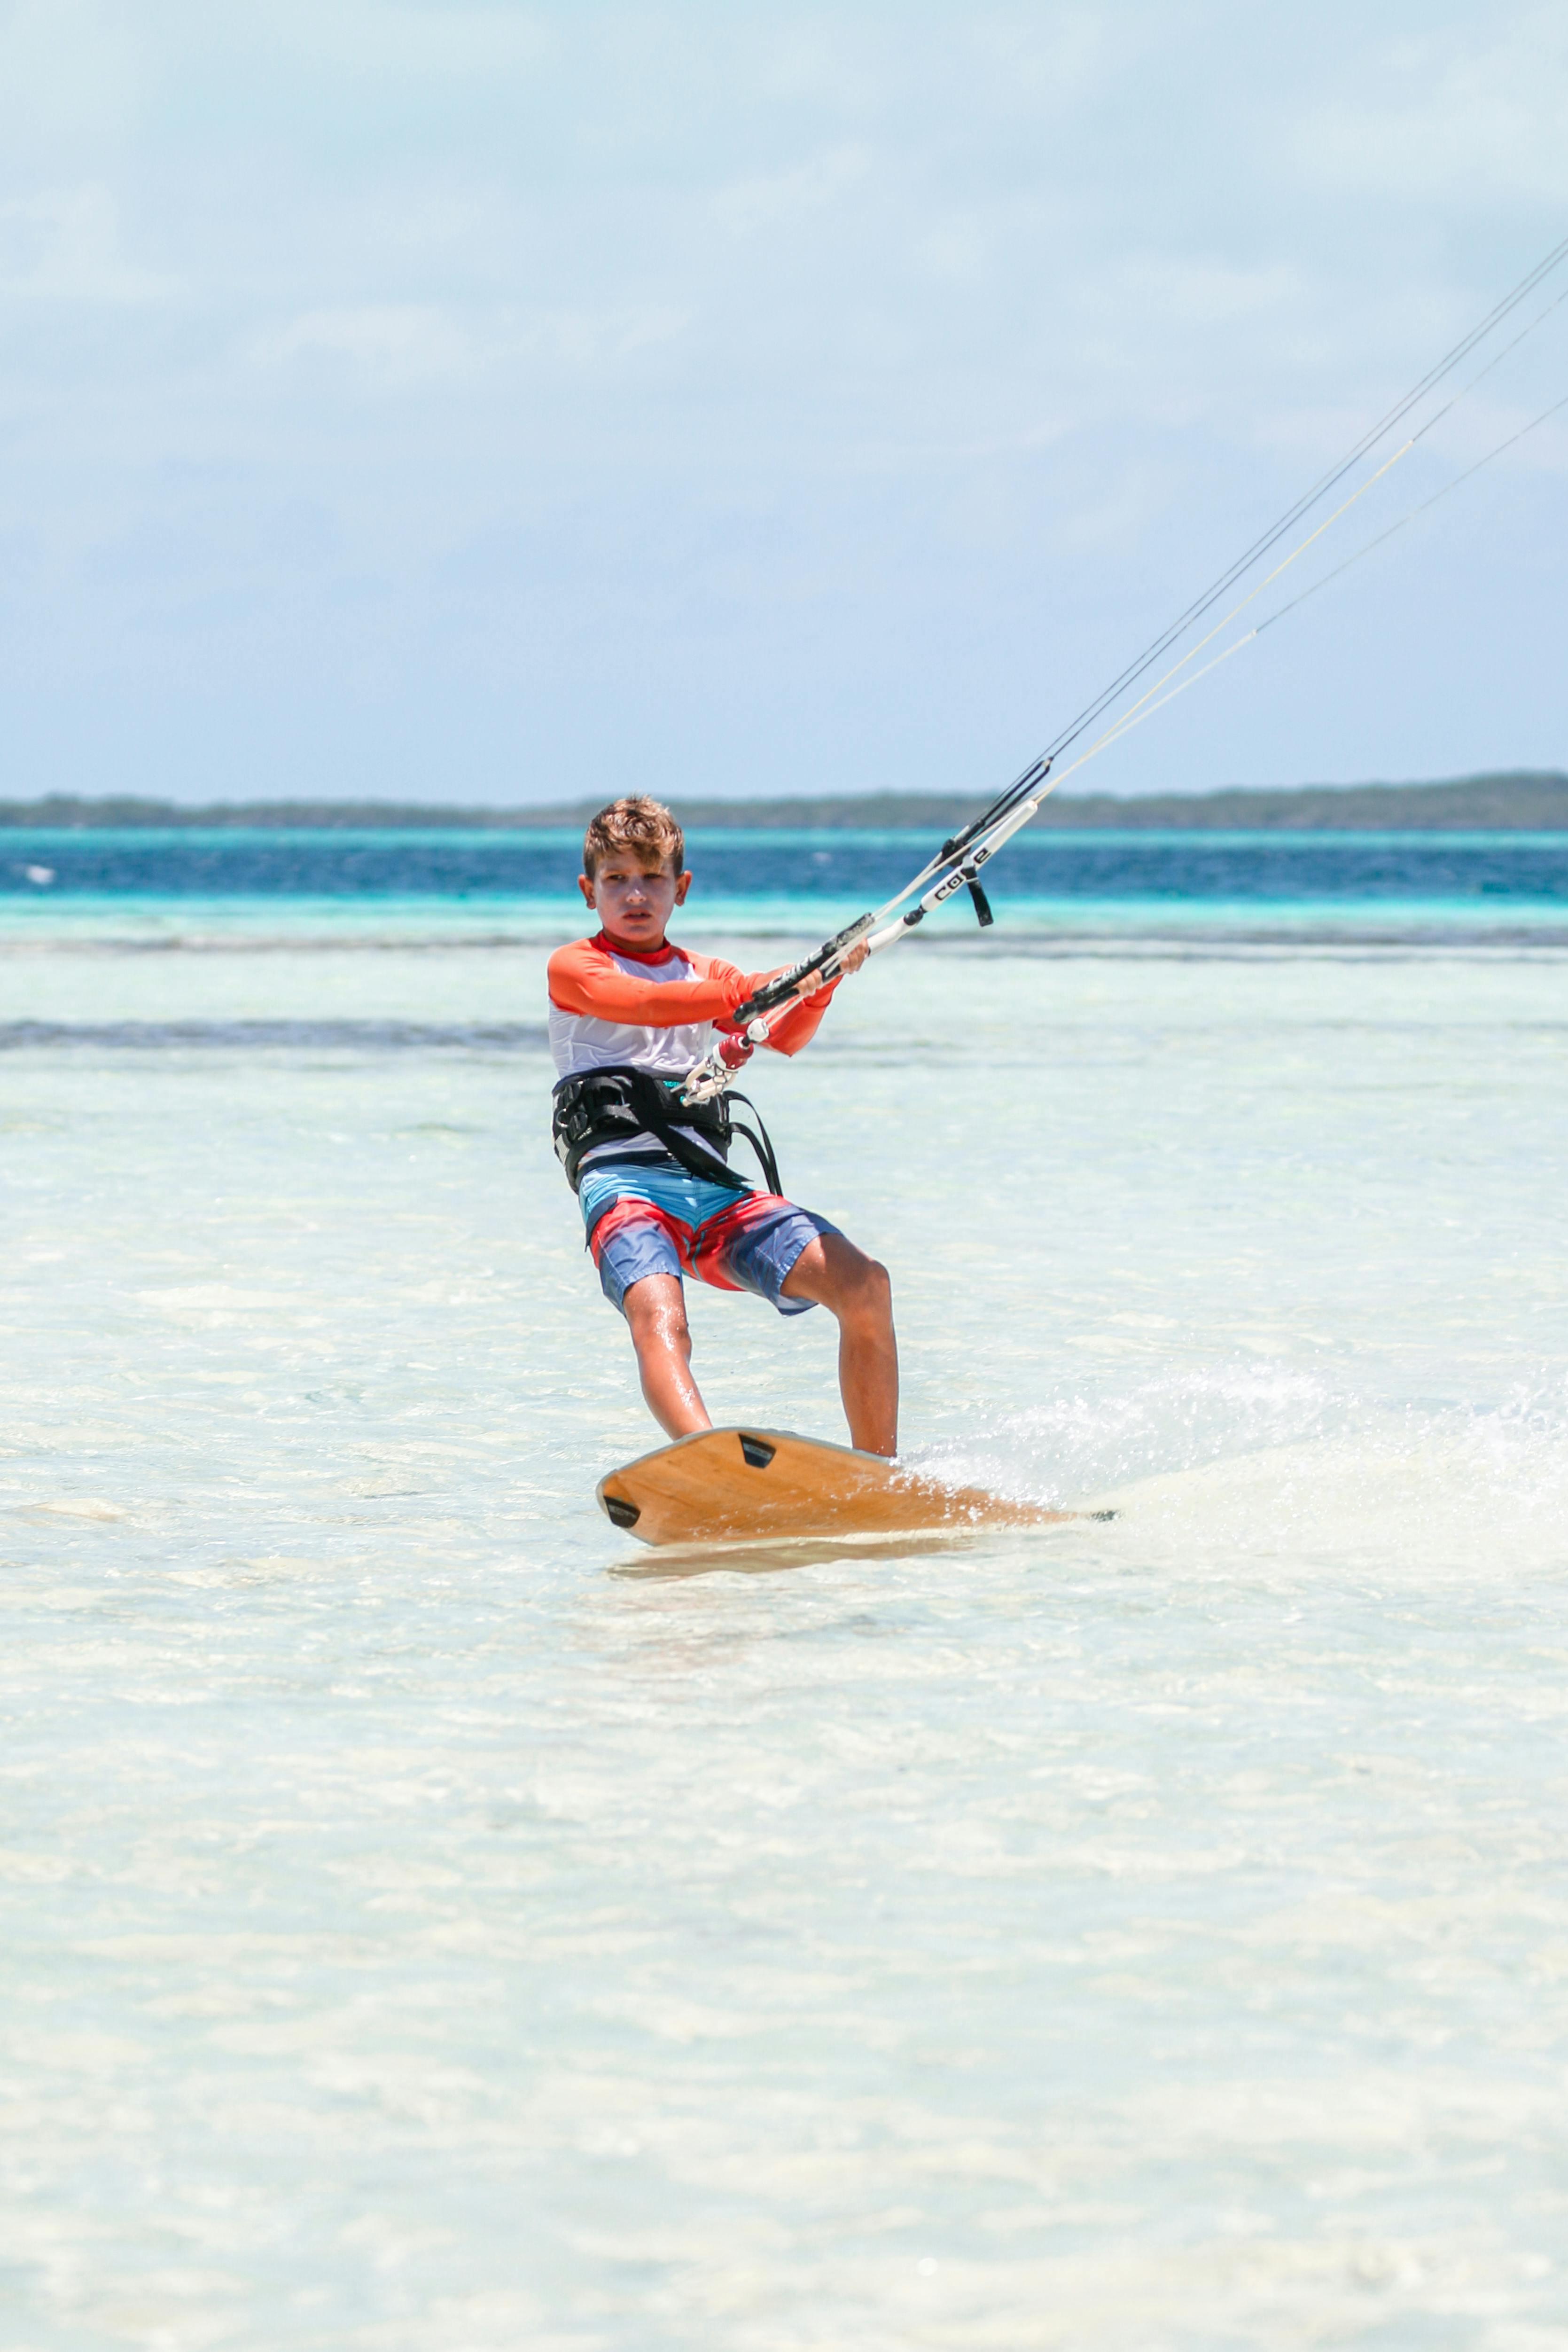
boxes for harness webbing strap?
[727,1106,782,1197]
[552,1064,783,1197]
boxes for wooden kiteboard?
[596,1425,1084,1548]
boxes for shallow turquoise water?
[3,905,1567,2347]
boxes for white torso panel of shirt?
[548,943,725,1172]
[548,942,717,1078]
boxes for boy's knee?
[846,1254,892,1319]
[624,1276,689,1344]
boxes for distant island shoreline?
[2,770,1566,832]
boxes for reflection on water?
[606,1527,995,1579]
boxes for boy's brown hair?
[582,795,685,880]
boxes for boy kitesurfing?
[549,796,898,1455]
[547,244,1568,1542]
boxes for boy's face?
[580,849,691,951]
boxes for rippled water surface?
[4,889,1568,2348]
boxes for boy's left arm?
[756,985,835,1056]
[729,942,869,1058]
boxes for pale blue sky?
[2,1,1564,805]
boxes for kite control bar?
[725,763,1052,1031]
[859,792,1042,956]
[727,910,881,1029]
[680,782,1052,1104]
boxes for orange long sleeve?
[547,937,750,1027]
[753,977,840,1056]
[548,934,844,1055]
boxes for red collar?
[593,930,684,966]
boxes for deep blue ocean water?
[3,825,1568,910]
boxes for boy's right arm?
[547,939,750,1027]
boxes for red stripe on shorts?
[686,1190,792,1292]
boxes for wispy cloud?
[1299,13,1568,205]
[0,1,1564,803]
[0,186,176,304]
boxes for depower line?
[967,229,1568,838]
[1051,277,1568,787]
[679,231,1568,1095]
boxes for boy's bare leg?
[781,1233,898,1457]
[623,1274,713,1440]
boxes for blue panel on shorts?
[579,1153,837,1319]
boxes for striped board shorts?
[577,1155,838,1317]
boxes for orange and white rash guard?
[547,931,836,1170]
